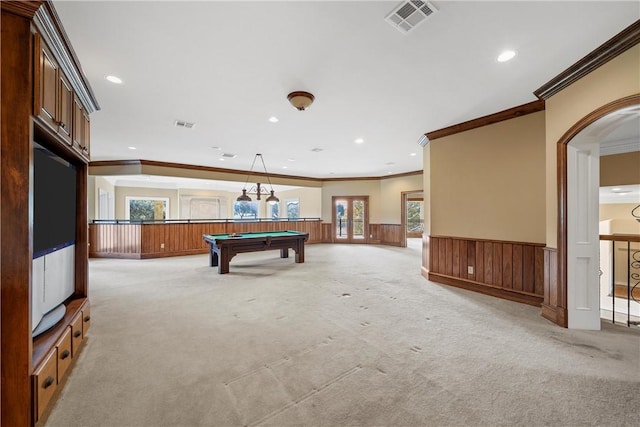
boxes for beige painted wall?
[600,203,640,222]
[601,152,640,186]
[544,44,640,247]
[91,176,115,220]
[277,187,322,218]
[430,111,546,243]
[379,174,423,224]
[423,144,431,237]
[321,180,381,223]
[320,175,423,224]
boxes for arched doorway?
[557,94,639,329]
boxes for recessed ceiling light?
[282,166,288,169]
[612,188,622,192]
[219,158,225,161]
[268,116,279,123]
[127,146,136,150]
[287,158,296,162]
[409,153,417,156]
[105,75,123,84]
[497,50,516,62]
[354,138,364,144]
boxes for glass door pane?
[335,199,348,240]
[352,199,365,239]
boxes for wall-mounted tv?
[33,144,77,258]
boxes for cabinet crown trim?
[34,2,100,113]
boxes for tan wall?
[600,152,640,186]
[545,44,640,247]
[423,144,431,236]
[600,203,640,222]
[177,188,235,218]
[379,174,423,224]
[321,180,382,223]
[92,176,115,220]
[430,111,546,243]
[277,187,322,218]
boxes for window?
[269,202,280,220]
[233,201,259,219]
[125,197,169,221]
[286,198,299,219]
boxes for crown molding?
[1,1,43,18]
[534,20,640,100]
[89,159,423,182]
[425,100,545,141]
[33,1,100,113]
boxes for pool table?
[202,230,309,274]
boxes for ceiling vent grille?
[221,153,237,158]
[385,0,437,34]
[417,134,429,147]
[174,120,195,129]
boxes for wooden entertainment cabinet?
[1,2,99,426]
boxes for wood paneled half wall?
[426,236,545,306]
[89,220,324,259]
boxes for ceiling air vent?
[385,0,438,34]
[174,120,195,129]
[221,153,237,159]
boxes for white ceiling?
[53,1,639,179]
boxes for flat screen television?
[32,144,77,336]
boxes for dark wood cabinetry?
[34,31,90,158]
[1,2,99,426]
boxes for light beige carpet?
[45,240,640,427]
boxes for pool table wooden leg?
[280,248,289,258]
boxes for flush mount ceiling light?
[497,50,517,62]
[105,75,123,84]
[287,91,315,111]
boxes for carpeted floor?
[45,240,640,427]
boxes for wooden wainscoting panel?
[502,243,512,289]
[475,241,484,283]
[492,242,503,287]
[542,247,560,324]
[460,240,468,280]
[427,235,545,306]
[445,238,453,276]
[484,241,493,285]
[512,244,523,292]
[379,224,403,246]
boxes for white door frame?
[567,137,600,330]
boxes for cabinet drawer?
[70,313,84,356]
[33,349,57,421]
[82,304,91,338]
[55,327,73,382]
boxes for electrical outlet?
[370,234,373,238]
[467,266,474,275]
[160,243,165,249]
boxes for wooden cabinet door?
[73,95,84,149]
[58,73,73,144]
[82,110,90,158]
[38,42,59,131]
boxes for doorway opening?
[401,190,424,248]
[563,100,639,329]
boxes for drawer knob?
[73,330,81,338]
[43,376,55,389]
[84,315,90,322]
[60,350,70,360]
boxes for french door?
[332,196,369,243]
